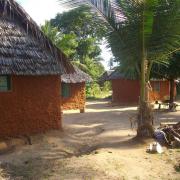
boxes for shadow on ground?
[0,100,180,180]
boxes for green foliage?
[71,60,104,80]
[41,22,78,58]
[84,58,104,80]
[60,0,180,93]
[41,21,60,44]
[167,52,180,79]
[56,33,78,58]
[59,0,180,136]
[174,163,180,172]
[44,5,107,80]
[105,0,180,78]
[77,37,102,63]
[71,61,90,73]
[151,52,180,80]
[50,5,106,65]
[50,5,107,40]
[58,0,180,104]
[86,83,101,98]
[86,81,111,99]
[41,21,105,80]
[102,81,111,92]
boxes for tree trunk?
[137,8,154,138]
[137,66,154,137]
[137,80,154,137]
[169,79,175,110]
[169,79,175,103]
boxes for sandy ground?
[0,100,180,180]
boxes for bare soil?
[0,100,180,180]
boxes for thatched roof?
[108,70,137,80]
[61,66,92,83]
[0,0,73,75]
[99,70,113,83]
[108,70,166,81]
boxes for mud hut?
[108,70,175,105]
[61,66,92,112]
[0,0,73,137]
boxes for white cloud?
[100,41,114,70]
[17,0,64,25]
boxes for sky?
[17,0,113,70]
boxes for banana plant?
[59,0,180,137]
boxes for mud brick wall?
[149,80,176,101]
[112,79,173,104]
[112,79,140,104]
[0,75,62,137]
[62,82,86,111]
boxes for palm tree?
[59,0,180,137]
[41,21,60,44]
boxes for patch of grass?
[174,163,180,172]
[1,159,56,180]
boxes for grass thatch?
[61,66,92,83]
[99,70,113,83]
[107,69,138,80]
[0,0,73,75]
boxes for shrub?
[102,81,112,92]
[86,83,101,98]
[86,82,112,99]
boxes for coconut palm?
[59,0,180,137]
[41,21,60,44]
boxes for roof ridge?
[61,65,92,83]
[0,0,74,75]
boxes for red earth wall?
[0,75,61,137]
[62,82,86,111]
[149,80,171,101]
[112,79,140,104]
[112,79,173,104]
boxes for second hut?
[61,66,92,113]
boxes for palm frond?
[59,0,180,77]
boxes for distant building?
[108,70,176,104]
[61,66,92,112]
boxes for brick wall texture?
[112,79,174,104]
[0,75,62,137]
[149,80,173,101]
[62,82,86,111]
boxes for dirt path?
[0,100,180,180]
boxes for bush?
[86,82,112,99]
[102,81,112,92]
[86,83,101,98]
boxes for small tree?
[41,21,78,58]
[41,21,105,80]
[50,5,107,63]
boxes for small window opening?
[61,83,71,97]
[0,76,11,92]
[154,82,160,92]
